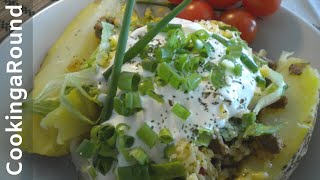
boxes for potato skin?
[236,57,320,180]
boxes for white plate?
[0,0,319,179]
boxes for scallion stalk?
[100,0,136,122]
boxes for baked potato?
[22,0,320,179]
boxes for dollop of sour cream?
[95,18,258,177]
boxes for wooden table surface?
[0,0,58,42]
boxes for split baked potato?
[22,0,319,179]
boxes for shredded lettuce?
[253,65,287,114]
[81,22,115,69]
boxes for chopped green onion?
[174,54,189,71]
[124,0,192,61]
[76,139,96,158]
[98,143,118,158]
[156,62,174,83]
[146,90,165,103]
[156,47,174,62]
[171,103,191,121]
[184,73,202,92]
[159,128,174,144]
[194,128,213,147]
[117,165,150,180]
[241,112,256,129]
[123,135,135,148]
[142,58,158,72]
[118,71,141,91]
[227,45,243,58]
[210,64,227,89]
[167,28,186,49]
[114,92,142,116]
[116,123,130,136]
[233,64,243,76]
[212,33,231,47]
[199,42,215,58]
[164,144,176,159]
[86,166,97,180]
[240,54,259,73]
[147,23,182,32]
[100,0,135,122]
[136,123,159,148]
[129,147,150,165]
[255,76,266,89]
[169,73,184,89]
[124,92,142,110]
[92,155,114,175]
[219,25,238,31]
[102,0,192,79]
[204,62,215,71]
[195,29,210,41]
[90,124,115,143]
[149,161,187,179]
[191,34,204,50]
[138,78,155,95]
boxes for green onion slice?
[93,155,114,175]
[159,128,174,144]
[184,73,202,92]
[138,78,155,95]
[164,144,176,159]
[76,139,96,158]
[118,71,141,91]
[136,123,159,148]
[194,128,213,147]
[233,64,243,76]
[171,103,191,121]
[149,161,187,179]
[142,58,158,72]
[240,54,259,73]
[212,33,231,47]
[146,90,165,104]
[210,64,227,89]
[227,45,243,58]
[116,123,130,136]
[129,147,150,165]
[117,165,150,180]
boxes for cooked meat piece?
[267,96,288,109]
[289,63,309,75]
[94,16,116,38]
[209,135,230,156]
[253,134,283,154]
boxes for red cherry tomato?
[242,0,281,17]
[178,1,215,21]
[220,9,257,43]
[208,0,240,9]
[168,0,183,5]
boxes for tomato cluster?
[174,0,281,43]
